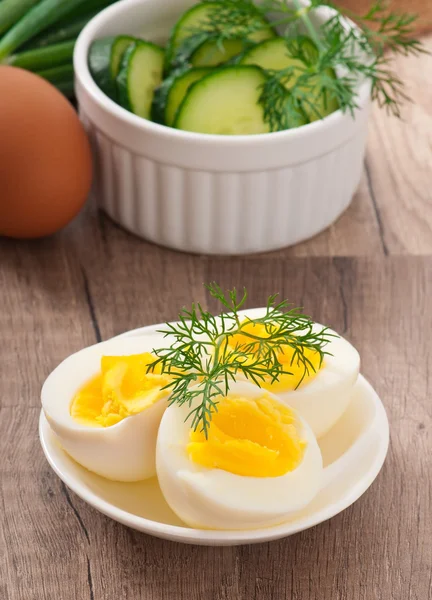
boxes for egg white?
[156,381,323,530]
[275,325,360,438]
[41,334,171,482]
[213,309,360,439]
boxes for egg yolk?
[188,395,306,477]
[225,320,323,392]
[70,353,171,427]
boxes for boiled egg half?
[226,321,360,438]
[41,335,173,481]
[156,381,323,530]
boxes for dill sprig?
[149,283,333,437]
[262,0,426,125]
[169,0,265,70]
[342,1,425,57]
[173,0,426,131]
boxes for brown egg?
[0,66,93,238]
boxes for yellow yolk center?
[188,395,306,477]
[226,321,323,392]
[70,353,171,428]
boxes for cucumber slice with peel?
[174,66,270,135]
[152,65,189,124]
[165,67,211,126]
[190,28,274,67]
[240,37,339,122]
[166,2,275,70]
[117,41,165,119]
[89,35,136,100]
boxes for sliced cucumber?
[89,35,136,100]
[190,28,274,68]
[151,65,189,124]
[165,3,215,69]
[174,66,270,135]
[165,67,211,126]
[240,36,315,69]
[117,41,164,119]
[166,2,275,70]
[240,37,339,122]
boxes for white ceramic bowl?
[74,0,371,255]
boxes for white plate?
[39,320,389,546]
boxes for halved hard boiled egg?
[226,321,360,438]
[41,335,173,481]
[156,381,323,530]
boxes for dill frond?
[149,283,334,437]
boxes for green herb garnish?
[150,283,334,438]
[175,0,426,131]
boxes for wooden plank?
[365,34,432,255]
[1,255,430,599]
[79,225,208,340]
[0,407,91,599]
[0,237,99,408]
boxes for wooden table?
[1,38,431,600]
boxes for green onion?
[52,0,119,27]
[23,0,120,49]
[7,39,75,70]
[0,0,116,60]
[24,12,98,48]
[0,0,39,36]
[36,63,74,83]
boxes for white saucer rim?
[39,385,389,546]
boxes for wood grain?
[365,34,432,255]
[1,31,432,600]
[1,255,431,600]
[0,238,97,408]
